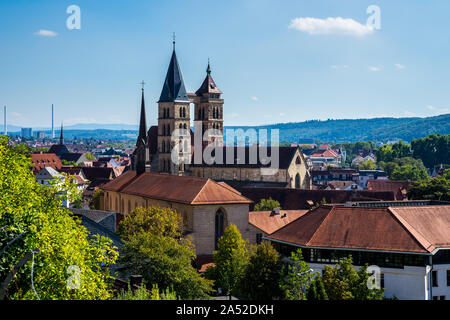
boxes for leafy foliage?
[390,164,428,181]
[240,242,282,300]
[306,277,328,300]
[376,141,411,162]
[279,249,316,300]
[254,198,281,211]
[115,284,177,300]
[118,206,213,299]
[408,176,450,201]
[206,224,248,298]
[89,189,104,210]
[357,160,377,170]
[321,256,384,300]
[411,134,450,169]
[0,136,118,300]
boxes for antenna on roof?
[172,32,176,50]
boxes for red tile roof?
[249,210,309,234]
[102,171,253,205]
[367,180,411,200]
[267,205,450,253]
[31,153,62,172]
[240,187,396,210]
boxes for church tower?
[132,85,151,175]
[157,40,190,174]
[194,61,223,146]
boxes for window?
[440,296,446,300]
[215,209,225,250]
[432,270,438,287]
[295,174,300,189]
[296,156,301,165]
[447,270,450,286]
[380,273,385,289]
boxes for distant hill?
[225,114,450,143]
[5,114,449,143]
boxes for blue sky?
[0,0,449,128]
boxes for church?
[130,41,311,189]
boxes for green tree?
[118,207,213,299]
[358,160,377,170]
[254,198,282,211]
[85,153,96,161]
[411,134,450,169]
[0,136,118,300]
[207,224,248,299]
[240,242,282,300]
[390,164,428,181]
[322,256,384,300]
[115,284,177,300]
[306,276,328,300]
[408,176,450,201]
[279,249,315,300]
[89,189,104,210]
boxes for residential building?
[265,203,450,300]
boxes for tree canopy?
[0,136,118,300]
[118,206,213,299]
[254,198,281,211]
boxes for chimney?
[271,207,280,215]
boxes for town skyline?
[0,0,449,128]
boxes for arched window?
[162,141,165,153]
[295,173,301,189]
[296,156,301,165]
[179,123,183,129]
[184,123,187,129]
[215,209,225,250]
[179,108,183,118]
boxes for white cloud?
[251,96,259,101]
[368,66,381,72]
[395,63,406,70]
[34,29,58,37]
[330,65,349,70]
[289,17,374,36]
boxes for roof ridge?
[306,206,336,246]
[190,178,212,204]
[388,207,434,252]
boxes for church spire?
[137,81,147,146]
[158,39,189,103]
[59,122,64,145]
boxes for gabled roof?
[102,171,252,205]
[249,210,309,235]
[267,205,450,254]
[190,146,302,169]
[158,49,189,103]
[47,144,69,157]
[31,153,62,172]
[367,180,411,200]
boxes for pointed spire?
[207,58,211,76]
[195,59,222,96]
[158,40,189,103]
[59,122,64,145]
[137,82,147,146]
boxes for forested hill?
[226,114,450,143]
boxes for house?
[248,208,308,244]
[367,180,412,200]
[358,170,388,189]
[100,171,254,255]
[308,144,341,168]
[351,154,377,167]
[31,153,62,173]
[311,168,358,186]
[35,167,71,207]
[265,202,450,300]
